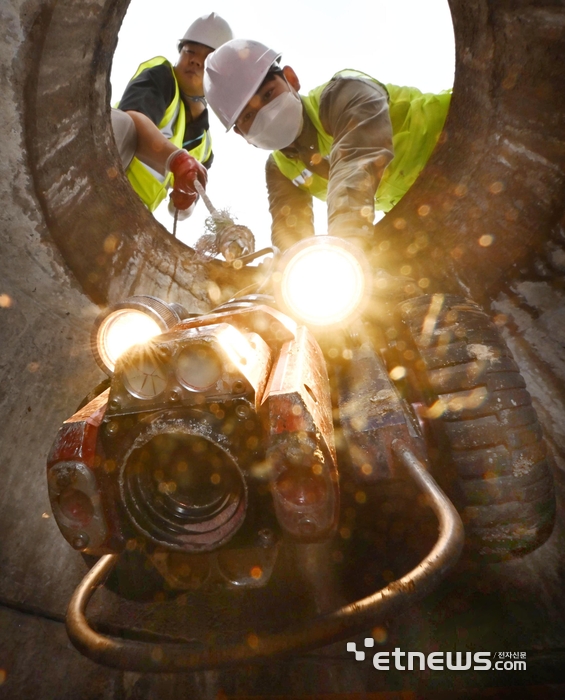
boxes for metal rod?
[66,441,464,672]
[194,180,218,217]
[222,246,278,268]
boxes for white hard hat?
[204,39,281,130]
[181,13,233,51]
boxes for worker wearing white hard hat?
[204,39,451,251]
[111,13,233,218]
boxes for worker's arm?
[319,77,394,241]
[118,64,207,208]
[266,155,315,251]
[117,64,183,175]
[124,110,178,175]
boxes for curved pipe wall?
[1,0,565,696]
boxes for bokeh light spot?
[373,626,388,644]
[389,366,406,381]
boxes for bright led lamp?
[97,310,161,374]
[277,237,369,327]
[93,296,185,375]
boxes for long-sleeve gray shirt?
[266,75,393,251]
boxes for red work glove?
[169,188,198,211]
[166,149,208,196]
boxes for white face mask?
[244,90,304,151]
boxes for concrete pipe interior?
[1,0,565,696]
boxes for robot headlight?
[93,296,186,375]
[276,236,369,328]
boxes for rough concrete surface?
[1,0,565,698]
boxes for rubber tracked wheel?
[396,294,555,561]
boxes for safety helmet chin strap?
[183,92,207,106]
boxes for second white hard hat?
[204,39,281,130]
[181,12,233,51]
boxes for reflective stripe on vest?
[271,69,451,213]
[123,57,212,212]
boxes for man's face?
[175,41,213,95]
[234,74,291,135]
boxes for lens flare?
[97,310,161,372]
[279,240,367,326]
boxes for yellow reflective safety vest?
[271,70,451,213]
[123,57,212,212]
